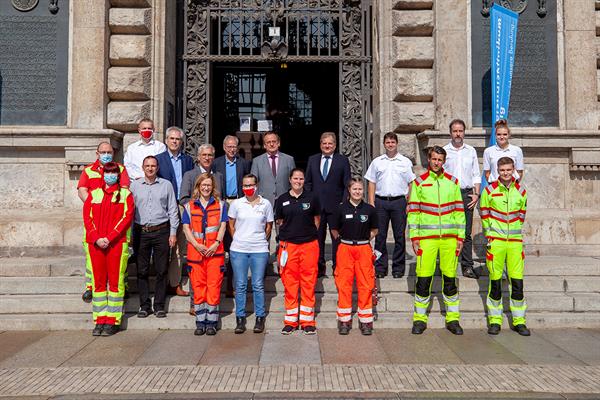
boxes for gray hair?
[166,126,184,139]
[197,143,215,155]
[223,135,239,146]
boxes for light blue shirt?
[225,157,237,197]
[170,152,183,199]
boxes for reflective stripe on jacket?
[184,198,225,265]
[407,170,466,241]
[480,180,527,242]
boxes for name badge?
[345,214,353,219]
[282,201,290,206]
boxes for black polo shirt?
[274,190,320,244]
[331,200,378,241]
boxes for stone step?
[0,275,579,295]
[2,311,600,330]
[0,292,582,314]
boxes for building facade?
[0,0,598,257]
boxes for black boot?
[92,324,104,336]
[446,320,464,335]
[411,321,427,335]
[234,317,246,334]
[488,323,501,335]
[359,322,373,336]
[338,321,351,335]
[253,316,265,333]
[514,324,531,336]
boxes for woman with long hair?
[82,162,134,336]
[182,172,228,336]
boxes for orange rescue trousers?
[89,242,128,326]
[335,243,375,324]
[189,256,224,328]
[278,240,319,328]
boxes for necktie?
[270,154,277,177]
[322,156,330,180]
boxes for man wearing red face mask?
[124,118,167,180]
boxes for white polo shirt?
[124,139,167,180]
[364,152,416,196]
[483,144,524,182]
[443,142,481,189]
[228,196,274,253]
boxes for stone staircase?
[1,255,599,331]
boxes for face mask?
[99,153,113,164]
[242,187,256,197]
[104,173,118,186]
[140,129,153,140]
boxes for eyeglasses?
[200,184,212,188]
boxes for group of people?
[78,116,530,338]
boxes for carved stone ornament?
[482,0,545,17]
[49,0,59,14]
[500,0,528,13]
[11,0,39,12]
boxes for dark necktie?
[322,156,330,180]
[270,154,277,178]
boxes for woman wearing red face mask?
[227,174,274,334]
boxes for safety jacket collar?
[194,196,217,210]
[90,159,103,172]
[498,178,516,191]
[103,183,120,195]
[427,168,445,180]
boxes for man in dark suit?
[155,126,195,297]
[305,132,351,277]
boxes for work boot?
[92,324,104,336]
[359,322,373,336]
[234,317,246,334]
[462,266,479,279]
[253,316,266,333]
[281,325,296,335]
[488,323,501,335]
[303,325,317,335]
[101,324,120,336]
[411,321,427,335]
[194,326,206,336]
[82,289,93,303]
[338,321,351,335]
[205,326,217,336]
[514,324,531,336]
[446,321,464,335]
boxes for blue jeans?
[230,251,268,318]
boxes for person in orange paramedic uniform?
[82,162,134,337]
[182,172,228,336]
[331,177,378,335]
[274,168,321,335]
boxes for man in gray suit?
[179,144,223,205]
[250,132,296,207]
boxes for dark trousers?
[460,189,474,269]
[374,196,407,275]
[317,209,338,275]
[134,224,170,311]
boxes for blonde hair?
[192,172,220,200]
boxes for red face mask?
[242,187,256,197]
[140,129,153,140]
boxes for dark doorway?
[211,62,338,169]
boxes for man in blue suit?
[305,132,351,277]
[156,126,195,297]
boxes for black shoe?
[338,321,351,335]
[101,324,120,336]
[92,324,104,336]
[392,272,404,279]
[137,308,152,318]
[462,266,479,279]
[411,321,427,335]
[253,316,266,333]
[375,273,386,279]
[360,322,373,336]
[514,324,531,336]
[281,325,296,335]
[235,317,247,334]
[488,323,501,335]
[446,321,464,335]
[82,289,93,303]
[303,325,317,335]
[194,326,206,336]
[155,310,167,318]
[205,326,217,336]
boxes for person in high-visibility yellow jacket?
[480,156,530,336]
[408,146,466,335]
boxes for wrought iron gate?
[183,0,372,174]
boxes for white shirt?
[228,196,274,253]
[443,142,481,189]
[124,139,167,180]
[364,152,416,196]
[320,154,333,177]
[483,144,524,182]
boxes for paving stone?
[61,330,161,367]
[134,330,212,366]
[259,330,321,365]
[539,329,600,366]
[0,331,94,368]
[435,330,525,365]
[0,331,48,363]
[491,332,585,365]
[199,331,263,365]
[318,328,390,364]
[376,328,463,364]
